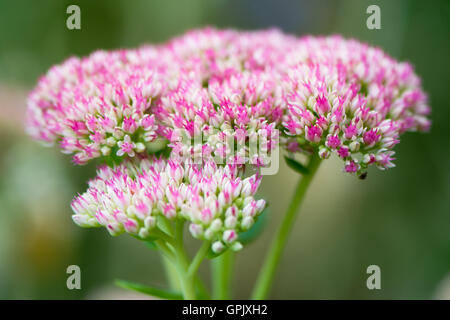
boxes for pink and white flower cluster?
[27,28,430,246]
[153,29,296,166]
[27,28,430,172]
[281,36,430,174]
[71,156,264,252]
[26,48,171,164]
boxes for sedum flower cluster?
[26,28,430,251]
[281,36,430,174]
[71,156,264,253]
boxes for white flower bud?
[212,241,225,253]
[100,146,111,156]
[135,142,145,153]
[243,196,253,207]
[218,192,227,208]
[225,205,238,217]
[113,128,124,139]
[256,199,265,212]
[87,217,99,227]
[106,221,121,235]
[144,216,156,229]
[243,201,257,217]
[189,223,204,239]
[231,241,243,252]
[349,140,360,152]
[210,219,222,232]
[223,229,237,243]
[138,227,149,239]
[106,136,116,147]
[225,216,237,229]
[241,180,253,197]
[241,216,254,230]
[204,228,214,240]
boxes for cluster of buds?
[27,28,431,248]
[292,35,430,134]
[281,36,430,175]
[153,28,298,166]
[26,48,171,164]
[71,156,265,253]
[155,73,281,166]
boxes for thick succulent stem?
[173,220,196,300]
[212,250,235,299]
[251,154,321,299]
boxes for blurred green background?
[0,0,449,299]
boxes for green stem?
[162,255,181,291]
[155,240,176,262]
[173,220,196,300]
[190,242,212,299]
[158,230,209,298]
[155,220,210,299]
[212,250,235,299]
[158,215,174,237]
[194,276,210,299]
[251,154,321,299]
[151,228,175,245]
[188,241,210,277]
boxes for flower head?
[154,29,297,167]
[281,36,430,175]
[26,48,170,164]
[71,156,265,252]
[27,28,431,175]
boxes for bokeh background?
[0,0,449,299]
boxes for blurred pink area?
[0,84,27,132]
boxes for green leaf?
[115,279,183,300]
[238,206,269,244]
[284,156,309,175]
